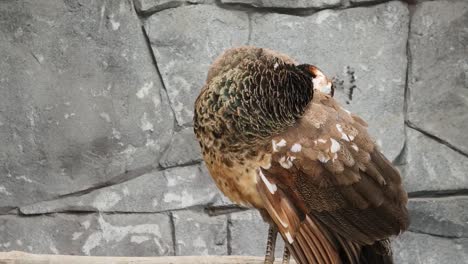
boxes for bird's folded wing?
[256,93,409,264]
[257,171,342,264]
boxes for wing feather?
[256,91,408,263]
[257,169,342,264]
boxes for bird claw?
[282,246,290,264]
[264,225,278,264]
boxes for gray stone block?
[134,0,215,14]
[0,0,173,208]
[20,165,223,214]
[408,196,468,238]
[173,210,227,255]
[349,0,387,4]
[0,213,173,256]
[393,232,468,264]
[249,1,409,161]
[159,127,203,168]
[403,128,468,193]
[408,0,468,154]
[220,0,341,9]
[229,210,285,257]
[145,5,249,125]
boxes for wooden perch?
[0,251,296,264]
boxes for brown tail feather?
[287,215,343,264]
[257,170,341,264]
[358,240,394,264]
[257,170,395,264]
[258,171,349,264]
[303,216,339,263]
[290,218,395,264]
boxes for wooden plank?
[0,251,296,264]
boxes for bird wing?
[256,92,409,264]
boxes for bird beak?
[308,65,334,97]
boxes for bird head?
[297,64,334,97]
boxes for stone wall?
[0,0,467,263]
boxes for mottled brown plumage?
[194,46,408,264]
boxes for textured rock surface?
[403,128,468,193]
[350,0,387,3]
[135,0,215,14]
[173,210,227,255]
[0,213,173,256]
[408,0,468,154]
[159,127,202,168]
[0,0,173,209]
[249,1,408,161]
[393,232,468,264]
[229,210,285,256]
[145,5,249,125]
[408,197,468,238]
[220,0,341,8]
[19,165,222,214]
[0,0,467,260]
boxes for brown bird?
[194,46,408,264]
